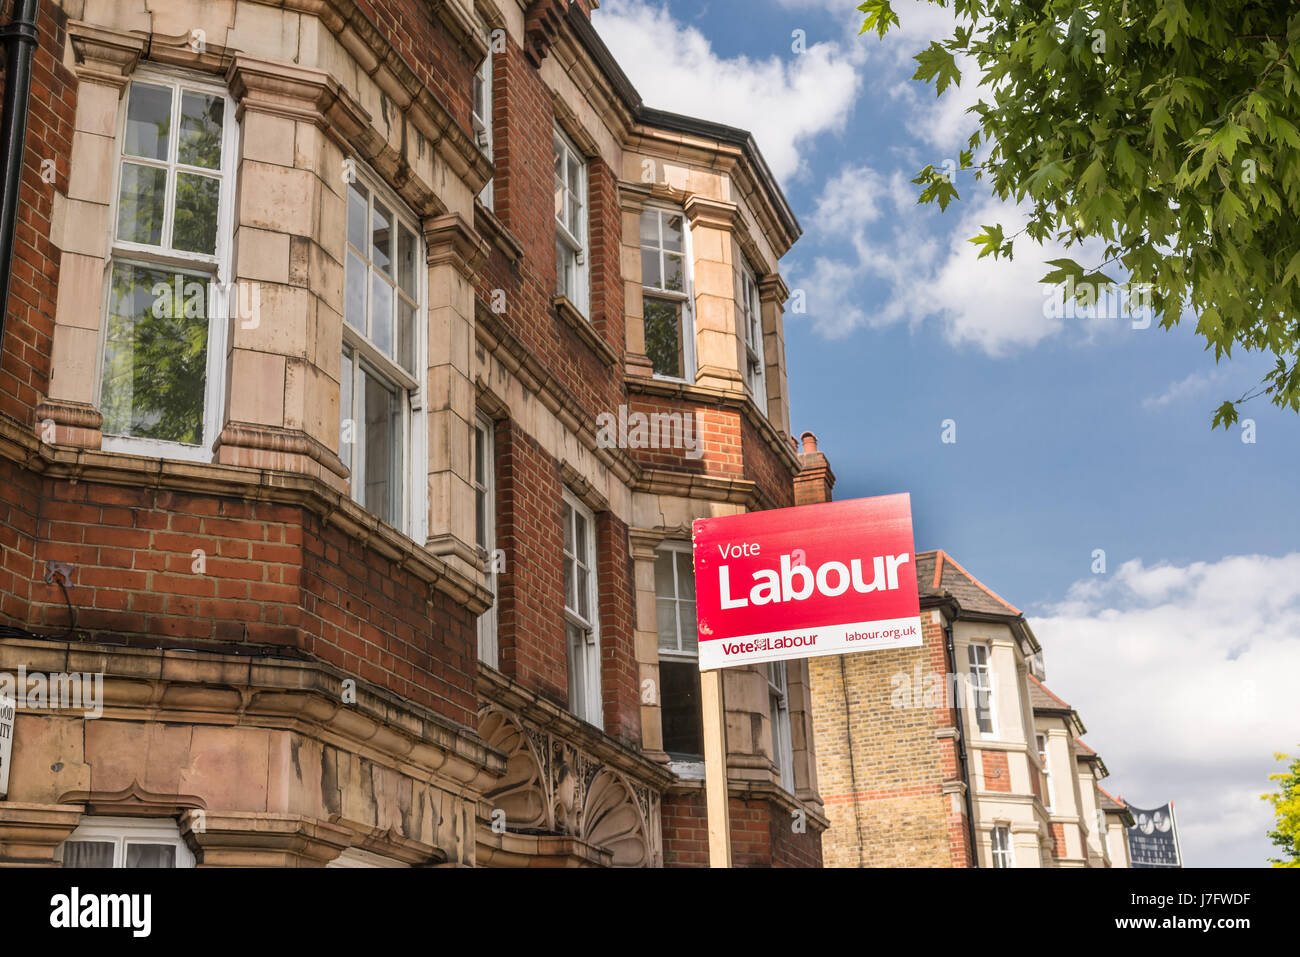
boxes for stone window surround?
[95,66,240,465]
[44,21,494,592]
[339,160,430,542]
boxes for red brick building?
[0,0,823,867]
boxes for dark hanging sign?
[1126,802,1183,868]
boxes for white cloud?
[795,171,1108,353]
[1142,369,1228,412]
[591,0,862,181]
[1031,554,1300,867]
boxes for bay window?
[340,170,425,535]
[99,71,236,460]
[641,207,694,380]
[563,491,601,726]
[553,128,589,316]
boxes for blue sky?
[593,0,1299,867]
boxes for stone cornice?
[758,272,791,306]
[0,413,493,614]
[473,305,640,488]
[522,0,567,68]
[216,421,349,481]
[1,637,506,793]
[66,20,146,87]
[625,374,802,476]
[474,199,524,263]
[427,0,491,62]
[476,828,611,867]
[682,193,740,232]
[283,1,493,195]
[552,295,621,369]
[424,211,490,280]
[478,665,677,791]
[635,468,773,512]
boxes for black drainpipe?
[0,0,41,348]
[943,611,980,866]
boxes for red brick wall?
[356,0,477,133]
[769,801,824,868]
[661,790,821,867]
[596,509,638,744]
[587,156,625,362]
[981,750,1012,793]
[14,477,478,726]
[1051,821,1067,858]
[0,3,75,424]
[740,414,795,508]
[493,417,567,705]
[0,455,41,623]
[483,37,624,422]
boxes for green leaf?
[857,0,900,38]
[1040,258,1086,286]
[969,223,1006,260]
[1211,401,1239,430]
[913,42,962,96]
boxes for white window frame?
[339,164,427,540]
[740,258,767,410]
[562,490,601,727]
[98,67,239,463]
[655,541,696,659]
[553,126,589,317]
[967,641,997,738]
[990,824,1014,868]
[655,541,704,763]
[473,42,494,210]
[640,205,696,382]
[1036,731,1054,810]
[766,660,795,793]
[474,412,498,666]
[59,816,195,868]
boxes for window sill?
[552,295,619,368]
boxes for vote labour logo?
[692,495,923,670]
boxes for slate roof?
[915,550,1022,617]
[1027,673,1072,713]
[1097,787,1126,812]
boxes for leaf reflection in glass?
[100,262,209,445]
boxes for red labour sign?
[692,494,923,670]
